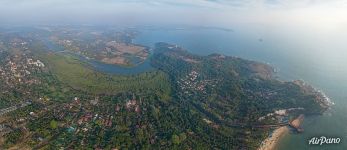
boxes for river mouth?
[41,37,155,75]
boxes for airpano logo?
[308,136,341,145]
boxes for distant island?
[0,27,331,149]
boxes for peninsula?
[0,27,330,149]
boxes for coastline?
[258,115,304,150]
[258,126,290,150]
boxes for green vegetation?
[0,28,328,150]
[3,129,23,148]
[149,42,328,148]
[49,28,149,66]
[50,120,58,129]
[42,53,171,98]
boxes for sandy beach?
[258,126,290,150]
[258,114,304,150]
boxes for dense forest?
[0,32,328,149]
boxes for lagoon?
[42,25,347,149]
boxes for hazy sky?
[1,0,347,30]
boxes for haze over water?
[2,0,347,149]
[134,25,347,150]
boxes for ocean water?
[133,26,347,150]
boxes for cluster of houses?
[8,38,30,50]
[126,99,141,113]
[76,113,113,128]
[27,58,45,68]
[0,54,44,88]
[0,100,32,117]
[58,39,73,46]
[0,101,32,138]
[0,124,12,136]
[258,107,305,122]
[244,88,283,100]
[244,88,279,101]
[293,80,334,108]
[47,95,143,136]
[177,70,218,95]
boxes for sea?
[130,25,347,150]
[42,24,347,149]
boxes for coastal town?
[0,27,332,149]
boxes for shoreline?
[258,115,304,150]
[258,126,290,150]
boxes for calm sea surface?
[133,26,347,150]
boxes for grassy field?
[41,53,171,98]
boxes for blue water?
[42,37,154,75]
[133,26,347,150]
[41,26,347,149]
[78,54,154,75]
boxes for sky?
[1,0,347,30]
